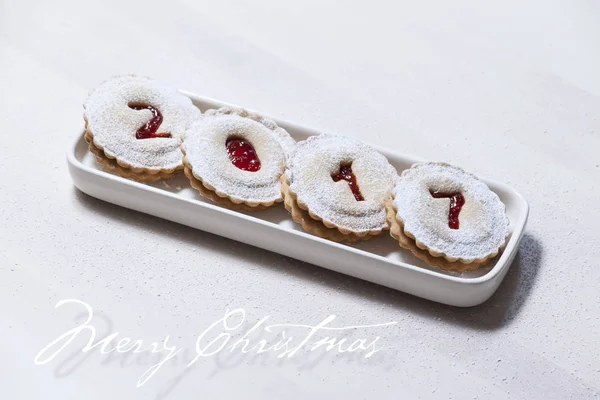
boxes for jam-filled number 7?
[430,190,465,229]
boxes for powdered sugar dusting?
[84,75,201,171]
[204,107,296,156]
[182,108,294,204]
[393,162,509,262]
[287,134,397,233]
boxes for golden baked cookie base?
[396,162,509,265]
[183,166,275,212]
[286,180,387,238]
[83,107,182,182]
[385,200,488,272]
[180,138,282,211]
[85,131,180,182]
[281,175,379,243]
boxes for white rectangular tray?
[67,92,529,307]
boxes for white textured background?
[1,0,600,399]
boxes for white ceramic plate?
[67,92,529,307]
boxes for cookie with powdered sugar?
[389,162,510,271]
[282,134,398,243]
[84,75,201,182]
[182,107,295,211]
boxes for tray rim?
[67,92,529,288]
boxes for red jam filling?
[332,163,364,201]
[430,190,465,229]
[226,137,261,172]
[129,103,171,139]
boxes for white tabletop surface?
[2,1,600,399]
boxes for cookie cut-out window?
[332,162,364,201]
[226,136,261,172]
[128,103,171,139]
[429,190,465,229]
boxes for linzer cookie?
[282,134,397,243]
[84,75,200,182]
[387,162,510,272]
[182,107,296,211]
